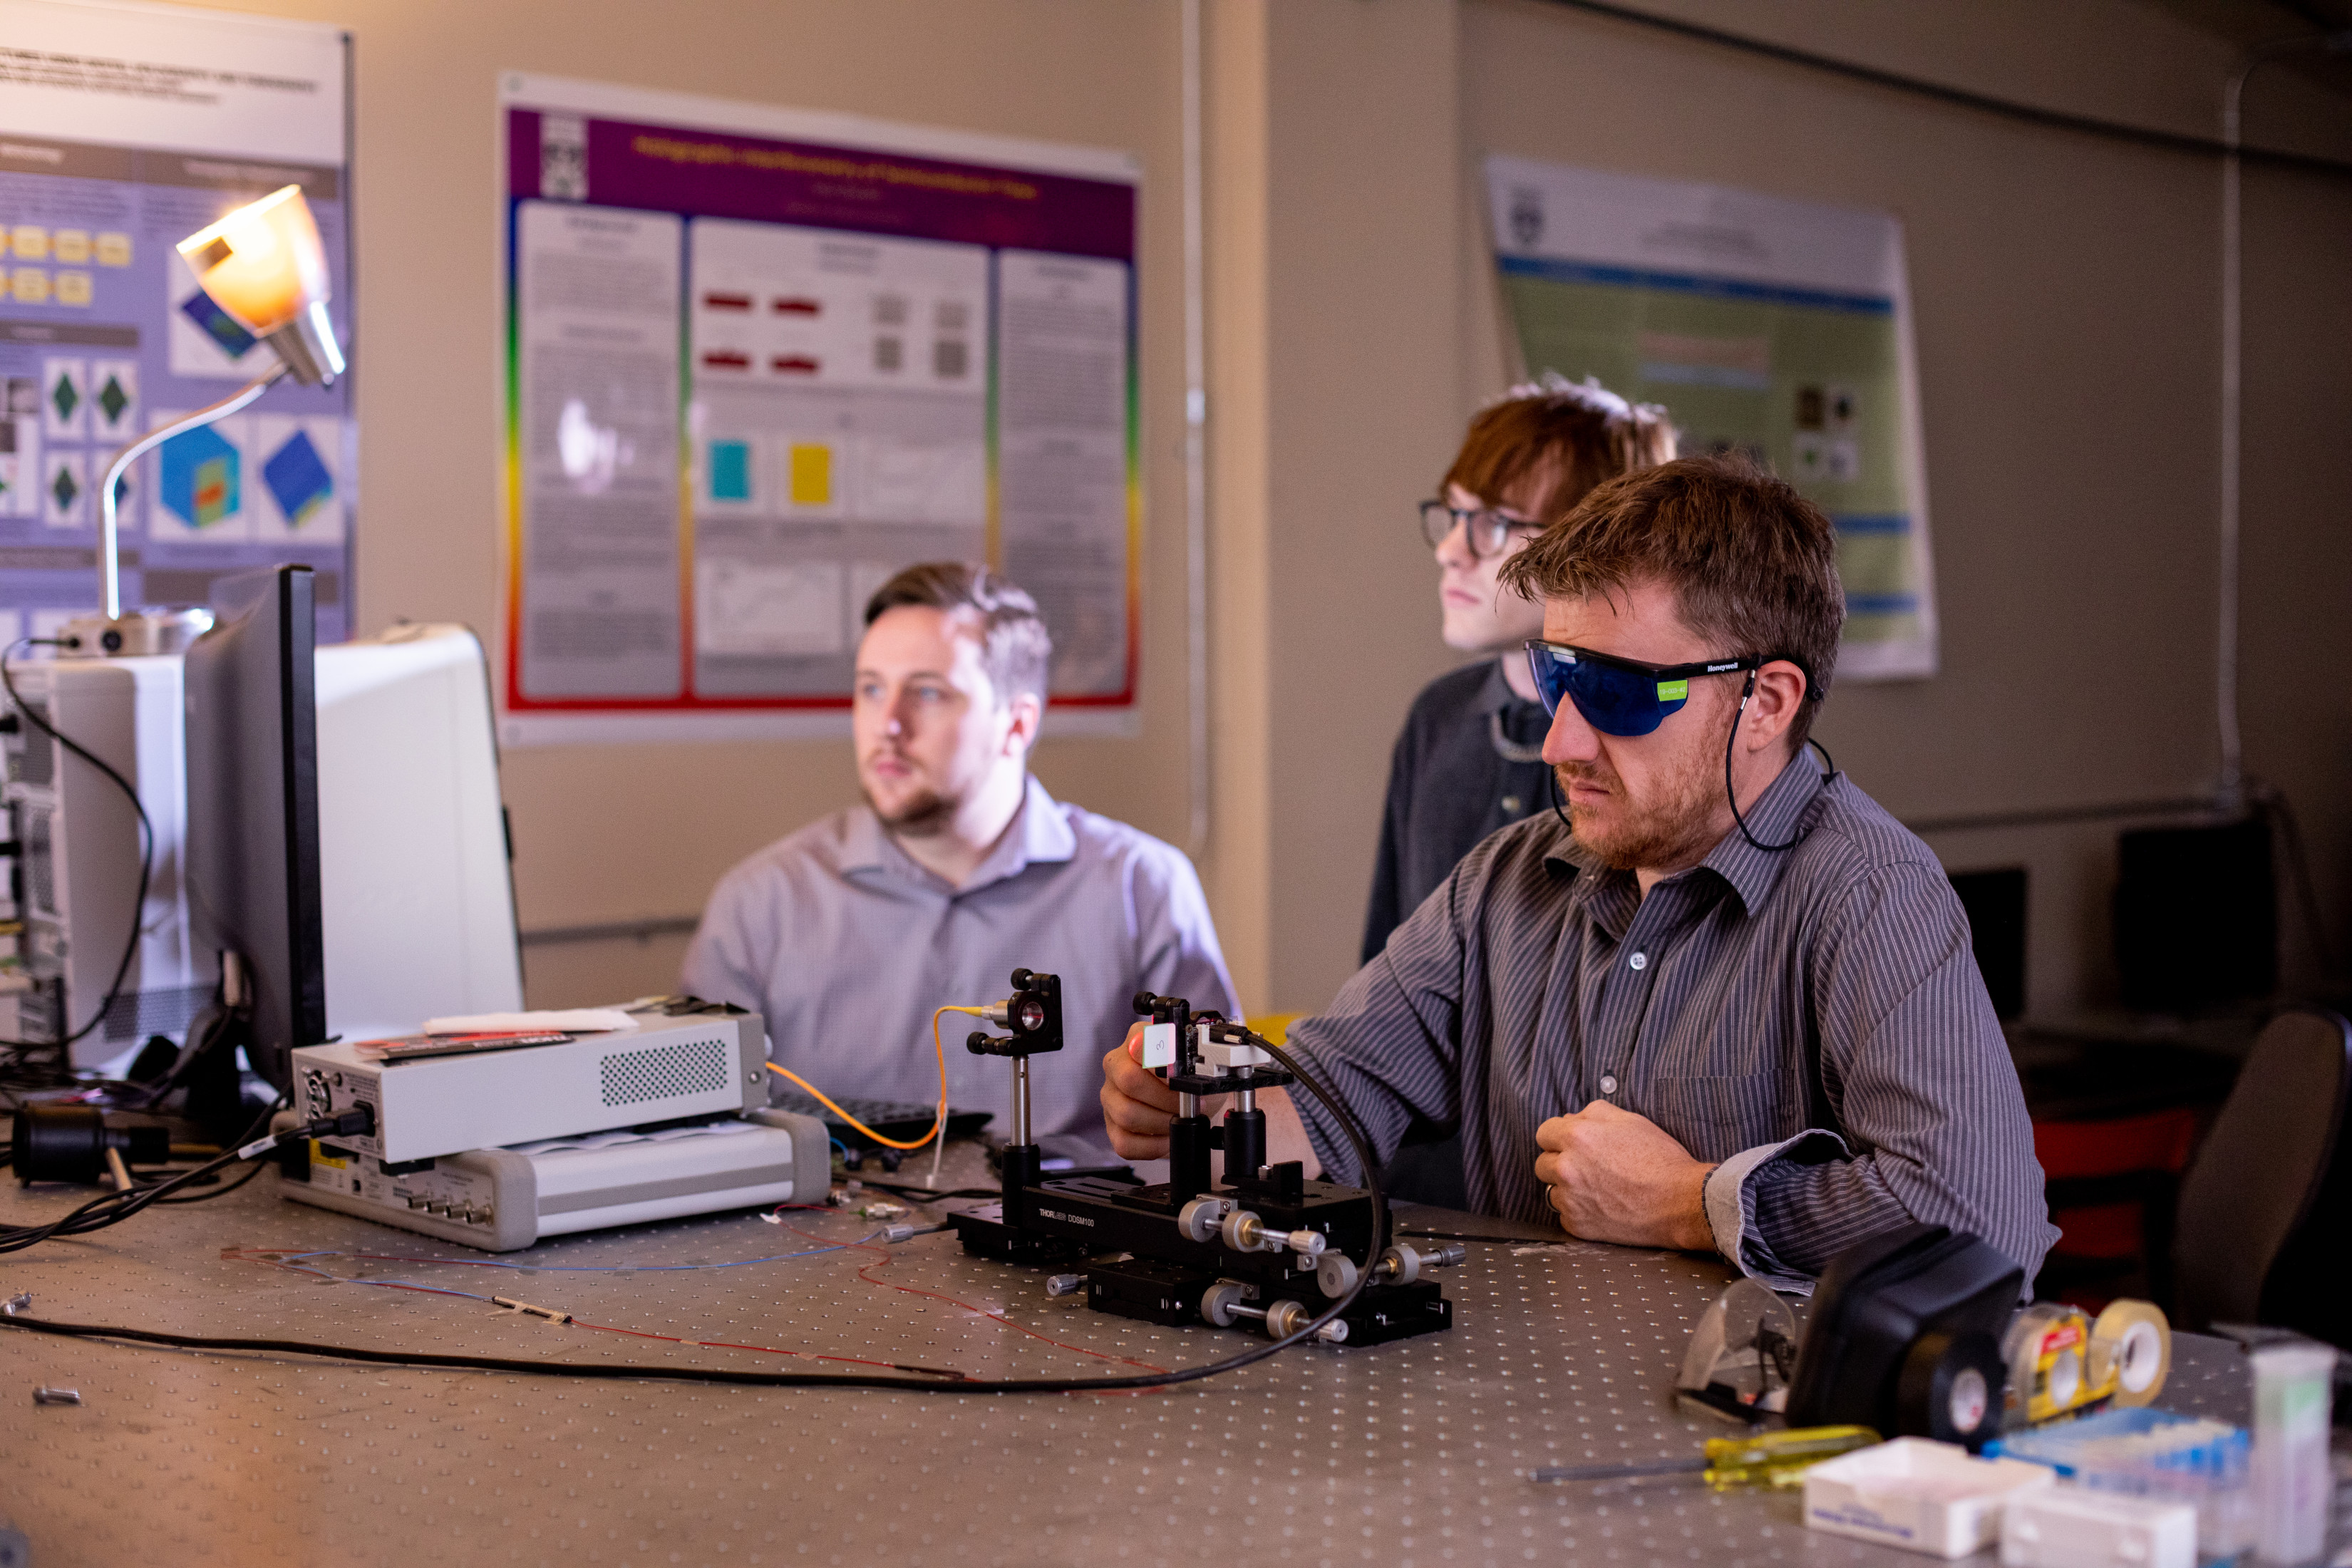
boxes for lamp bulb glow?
[175,184,330,335]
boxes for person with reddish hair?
[1361,376,1672,1204]
[1365,374,1677,961]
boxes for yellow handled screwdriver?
[1531,1425,1882,1490]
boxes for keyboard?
[765,1088,992,1150]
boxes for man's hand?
[1533,1100,1717,1252]
[1099,1023,1225,1160]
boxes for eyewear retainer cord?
[1725,669,1833,853]
[1538,659,1831,852]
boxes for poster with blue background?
[0,0,353,648]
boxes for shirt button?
[1629,951,1649,971]
[1501,795,1522,813]
[1599,1074,1618,1094]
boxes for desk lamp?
[62,185,346,659]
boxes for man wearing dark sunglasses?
[1103,455,2055,1291]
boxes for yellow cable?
[765,1005,988,1151]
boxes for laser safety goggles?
[1522,641,1760,738]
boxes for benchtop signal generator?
[949,971,1461,1347]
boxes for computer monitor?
[183,564,326,1093]
[314,624,524,1040]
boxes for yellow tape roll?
[2090,1299,2172,1408]
[2003,1303,2094,1425]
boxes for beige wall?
[1225,0,2352,1018]
[159,0,1200,1005]
[1449,0,2352,1020]
[156,0,2352,1024]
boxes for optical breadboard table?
[0,1143,2323,1568]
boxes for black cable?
[153,1155,269,1205]
[0,639,155,1059]
[1725,671,1836,854]
[0,1038,1396,1396]
[1254,1031,1387,1338]
[850,1177,1000,1202]
[0,1093,287,1253]
[1535,0,2352,181]
[127,987,239,1110]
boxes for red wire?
[222,1243,964,1377]
[770,1219,1171,1380]
[227,1205,1174,1386]
[562,1316,957,1376]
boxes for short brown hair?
[1443,373,1676,523]
[1498,455,1843,743]
[862,562,1052,706]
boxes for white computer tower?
[1,655,202,1066]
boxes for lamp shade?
[175,184,330,334]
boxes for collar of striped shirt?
[1543,748,1833,922]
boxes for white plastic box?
[1803,1438,2056,1558]
[1999,1487,2197,1568]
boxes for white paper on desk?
[422,1009,638,1034]
[510,1119,762,1157]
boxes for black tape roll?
[1894,1329,2007,1450]
[10,1105,170,1185]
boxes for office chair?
[2171,1009,2351,1347]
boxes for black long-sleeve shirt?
[1362,659,1556,964]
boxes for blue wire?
[264,1254,502,1302]
[830,1136,852,1160]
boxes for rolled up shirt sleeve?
[1701,861,2058,1294]
[1287,870,1478,1185]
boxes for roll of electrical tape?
[2003,1303,2093,1425]
[2090,1299,2172,1408]
[1896,1329,2008,1450]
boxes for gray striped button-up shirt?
[1289,756,2058,1292]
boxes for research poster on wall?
[1485,155,1936,680]
[0,0,355,646]
[499,75,1141,743]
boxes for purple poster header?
[507,109,1134,261]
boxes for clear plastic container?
[1988,1405,2249,1559]
[2249,1341,2335,1564]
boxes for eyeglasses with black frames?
[1418,498,1539,559]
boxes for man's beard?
[1554,714,1728,872]
[863,777,959,836]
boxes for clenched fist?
[1532,1100,1716,1252]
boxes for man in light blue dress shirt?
[684,562,1240,1144]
